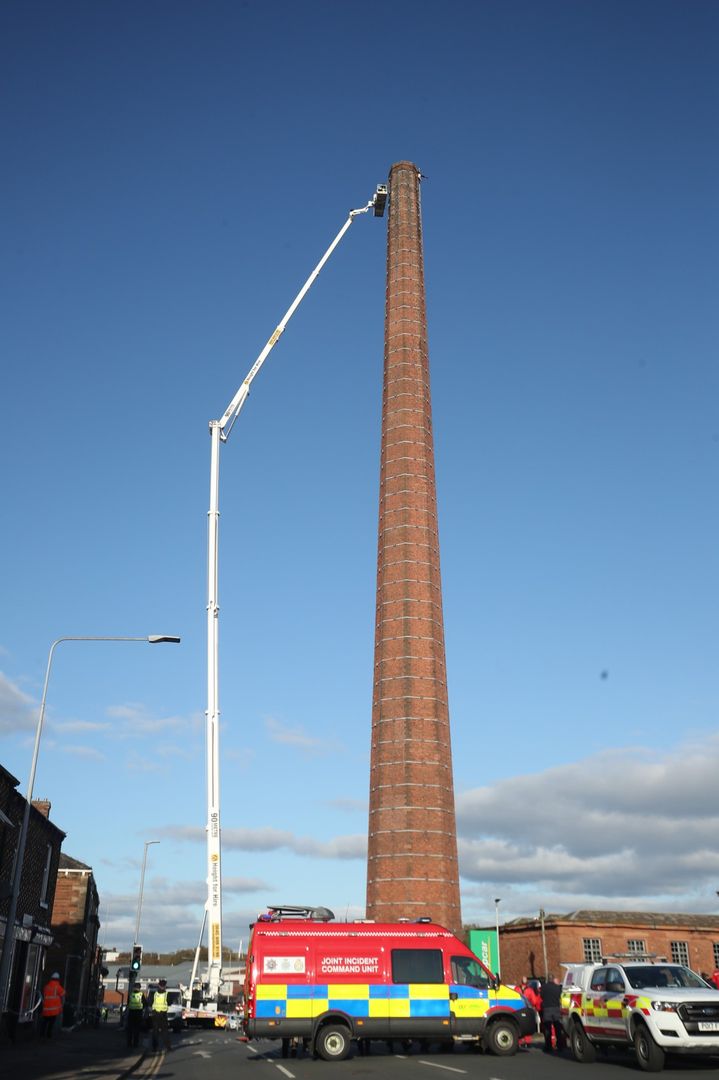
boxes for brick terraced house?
[47,853,102,1022]
[0,769,65,1032]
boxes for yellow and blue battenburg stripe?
[255,983,525,1020]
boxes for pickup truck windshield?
[623,965,707,990]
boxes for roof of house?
[59,852,92,872]
[497,910,719,930]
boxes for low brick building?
[47,853,101,1021]
[0,769,65,1030]
[486,910,719,984]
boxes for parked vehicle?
[242,905,535,1061]
[561,957,719,1071]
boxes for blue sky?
[1,0,718,954]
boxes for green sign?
[468,928,498,974]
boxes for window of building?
[583,938,602,962]
[39,843,52,908]
[670,941,689,966]
[391,948,443,984]
[714,943,719,969]
[627,939,647,955]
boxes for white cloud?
[156,745,194,760]
[264,716,335,754]
[60,744,106,761]
[0,671,36,734]
[456,734,719,911]
[223,876,273,894]
[327,797,367,814]
[99,734,719,947]
[53,720,110,734]
[125,753,165,773]
[105,703,187,736]
[157,823,366,860]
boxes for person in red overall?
[41,972,65,1037]
[516,977,541,1049]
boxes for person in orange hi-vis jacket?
[41,972,65,1037]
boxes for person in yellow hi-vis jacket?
[150,979,171,1051]
[126,983,146,1048]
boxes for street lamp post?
[134,840,160,946]
[539,908,548,980]
[0,634,180,1013]
[494,898,502,978]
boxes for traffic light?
[131,945,142,973]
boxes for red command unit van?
[243,905,535,1060]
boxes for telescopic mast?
[203,185,387,1001]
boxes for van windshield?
[451,956,490,989]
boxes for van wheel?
[633,1024,665,1073]
[316,1024,351,1061]
[571,1020,596,1063]
[487,1019,518,1056]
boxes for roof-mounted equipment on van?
[266,905,335,922]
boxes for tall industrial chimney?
[366,162,461,933]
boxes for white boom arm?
[204,189,384,1001]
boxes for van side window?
[391,948,444,984]
[451,956,490,989]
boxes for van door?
[449,955,491,1035]
[389,948,450,1040]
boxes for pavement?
[0,1018,147,1080]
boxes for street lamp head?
[494,898,501,905]
[147,636,181,644]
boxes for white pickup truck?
[561,960,719,1072]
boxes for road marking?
[418,1061,467,1074]
[275,1067,295,1079]
[246,1044,259,1053]
[193,1050,212,1058]
[136,1051,166,1078]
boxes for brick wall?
[48,864,102,1011]
[0,769,64,928]
[366,161,461,933]
[497,916,719,984]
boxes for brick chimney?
[366,162,461,933]
[32,799,52,819]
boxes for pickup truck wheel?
[486,1019,518,1055]
[316,1024,351,1061]
[570,1020,597,1063]
[633,1024,665,1073]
